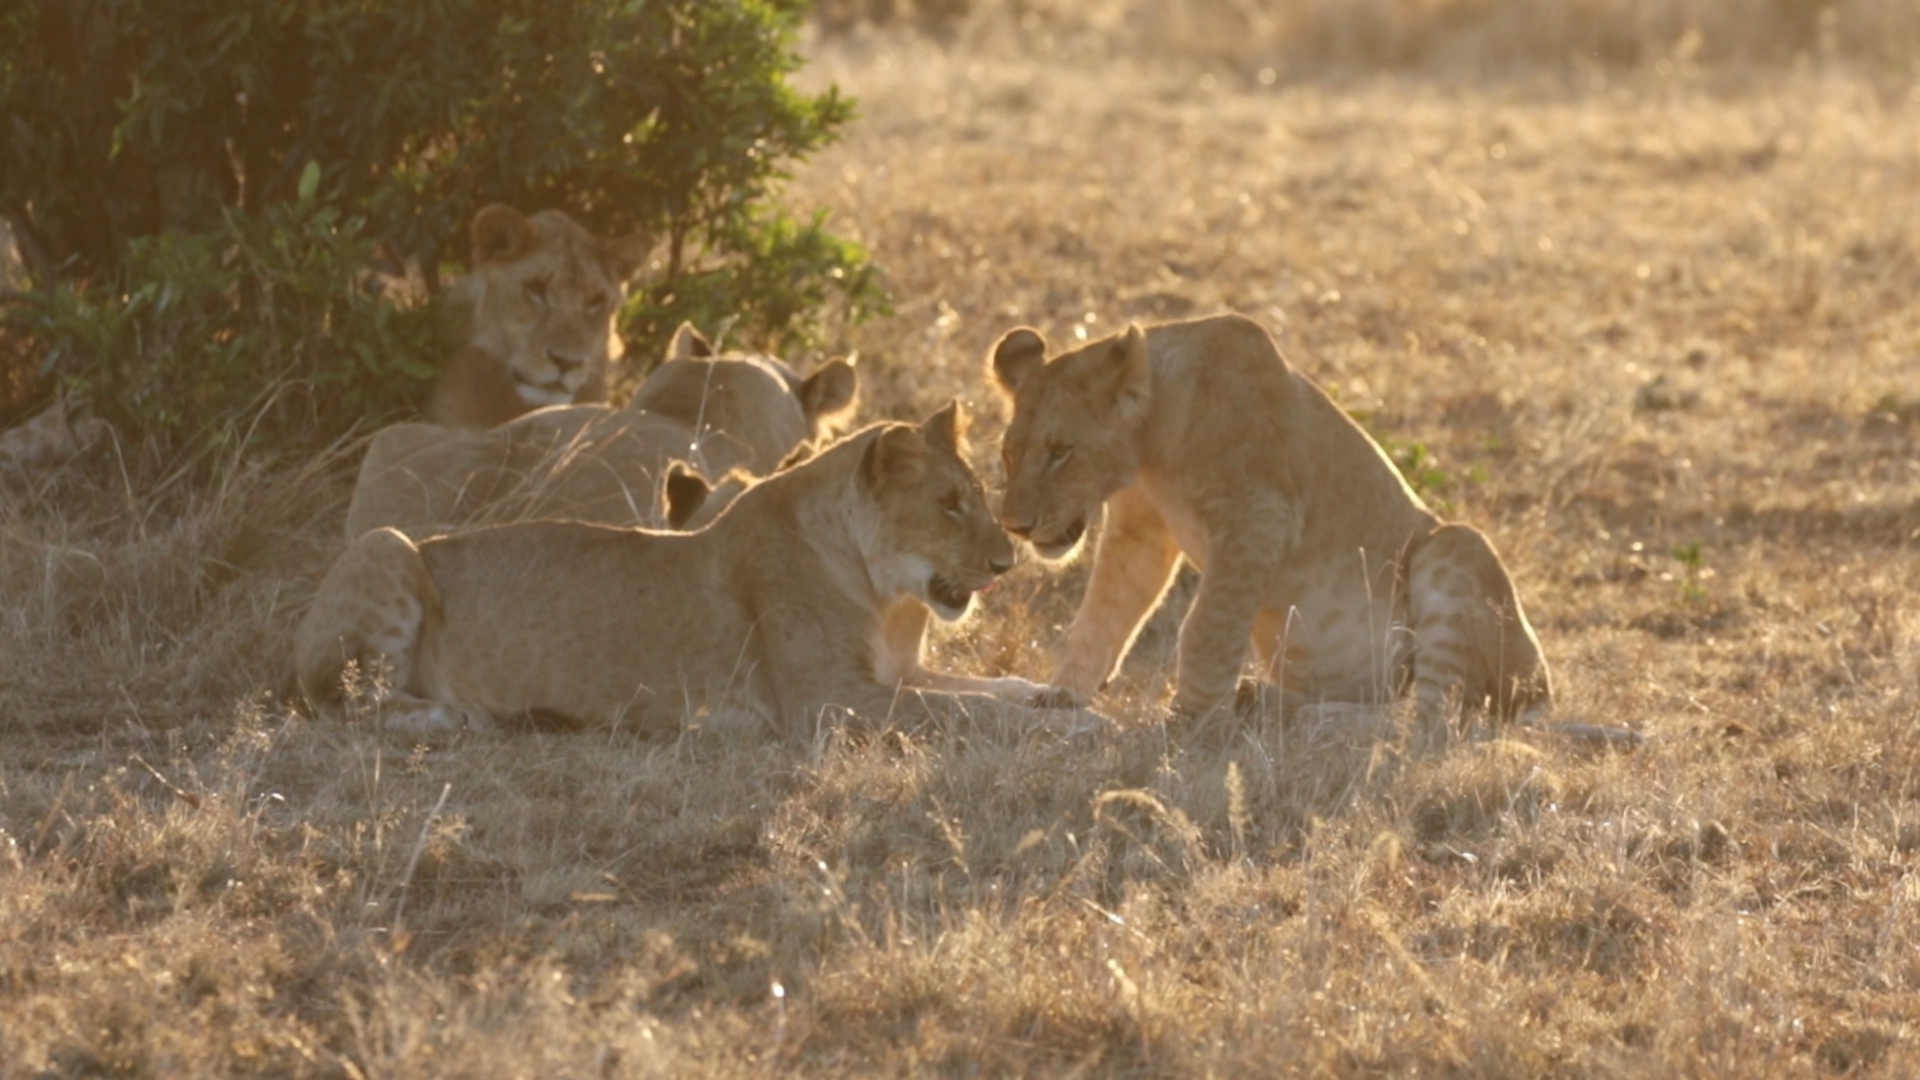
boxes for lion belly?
[1249,589,1409,702]
[411,526,754,731]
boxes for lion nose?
[999,516,1034,540]
[548,349,584,375]
[989,550,1016,575]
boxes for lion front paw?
[1233,678,1268,718]
[379,698,499,743]
[968,674,1056,704]
[1166,695,1248,746]
[1053,706,1116,741]
[1029,685,1091,711]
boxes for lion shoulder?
[1144,315,1431,535]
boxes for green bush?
[1,0,884,455]
[10,182,440,453]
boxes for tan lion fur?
[0,393,108,474]
[345,322,858,540]
[421,205,653,429]
[298,404,1062,739]
[989,312,1551,726]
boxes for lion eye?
[940,491,965,518]
[524,278,551,305]
[1044,442,1073,470]
[585,292,610,315]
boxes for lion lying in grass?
[989,312,1552,728]
[298,403,1065,739]
[421,204,654,429]
[345,323,858,539]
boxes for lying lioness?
[344,323,858,540]
[990,312,1552,727]
[297,403,1060,739]
[423,205,654,429]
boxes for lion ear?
[662,462,713,530]
[1101,324,1152,422]
[603,227,656,285]
[860,424,925,494]
[799,356,860,435]
[470,204,538,265]
[666,322,716,361]
[990,328,1048,397]
[921,399,967,456]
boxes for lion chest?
[1135,472,1210,570]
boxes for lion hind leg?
[376,696,499,741]
[295,527,438,715]
[1405,523,1552,728]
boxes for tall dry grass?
[4,3,1920,1076]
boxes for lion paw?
[1029,685,1091,711]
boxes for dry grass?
[830,0,1920,75]
[5,4,1920,1076]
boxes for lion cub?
[423,204,654,429]
[297,403,1059,739]
[345,323,858,540]
[989,312,1551,726]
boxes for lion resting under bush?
[346,323,858,539]
[422,204,653,429]
[989,312,1552,728]
[297,403,1063,739]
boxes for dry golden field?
[5,4,1920,1076]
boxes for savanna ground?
[5,2,1920,1076]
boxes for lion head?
[423,205,653,428]
[858,402,1016,622]
[988,323,1153,561]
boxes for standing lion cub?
[296,403,1062,739]
[989,312,1551,727]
